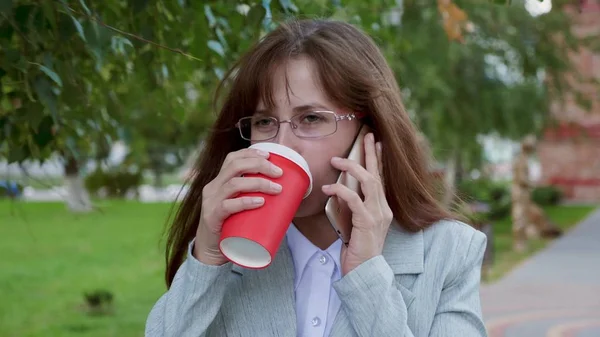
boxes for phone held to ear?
[324,124,372,246]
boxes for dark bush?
[84,170,106,196]
[488,199,511,220]
[456,178,511,222]
[457,178,491,202]
[531,185,563,206]
[489,185,509,203]
[457,178,509,203]
[85,169,143,198]
[83,289,114,316]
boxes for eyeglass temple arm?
[336,112,365,121]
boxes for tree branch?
[0,12,35,46]
[63,6,203,62]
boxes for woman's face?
[254,56,361,217]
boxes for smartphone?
[325,124,372,246]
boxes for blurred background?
[0,0,598,336]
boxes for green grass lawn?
[483,204,597,283]
[0,200,596,336]
[0,201,175,337]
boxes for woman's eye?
[302,113,323,123]
[253,118,274,126]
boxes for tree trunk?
[454,150,464,186]
[443,153,458,207]
[153,168,163,188]
[64,157,93,213]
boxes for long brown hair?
[164,19,453,287]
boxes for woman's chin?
[294,196,327,218]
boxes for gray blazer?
[145,219,488,336]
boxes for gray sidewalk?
[481,207,600,337]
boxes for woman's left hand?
[322,132,394,276]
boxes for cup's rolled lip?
[248,143,313,198]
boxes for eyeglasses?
[235,110,360,141]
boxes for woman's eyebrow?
[293,103,329,113]
[255,103,331,115]
[253,109,272,116]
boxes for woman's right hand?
[193,148,284,265]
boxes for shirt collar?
[286,223,342,288]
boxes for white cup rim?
[248,143,312,198]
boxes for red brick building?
[538,0,600,202]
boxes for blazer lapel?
[329,221,424,337]
[381,222,424,310]
[223,240,297,337]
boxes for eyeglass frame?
[234,110,363,141]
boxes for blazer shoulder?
[423,219,487,271]
[425,218,486,246]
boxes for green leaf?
[31,5,48,33]
[0,21,14,40]
[3,49,26,73]
[57,13,76,39]
[262,0,273,29]
[207,40,225,57]
[41,1,58,31]
[33,115,55,148]
[83,20,108,69]
[132,0,150,14]
[65,136,80,160]
[111,35,134,55]
[3,48,20,64]
[8,144,30,163]
[0,0,12,14]
[17,101,44,127]
[0,116,7,140]
[118,126,132,143]
[215,27,228,50]
[32,76,58,119]
[247,5,266,28]
[14,5,34,34]
[38,65,63,87]
[71,16,86,42]
[279,0,298,13]
[204,4,216,27]
[43,53,54,69]
[79,0,91,15]
[119,36,134,49]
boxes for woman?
[146,19,488,337]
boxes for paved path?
[481,207,600,337]
[19,184,188,202]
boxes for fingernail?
[252,197,265,204]
[270,182,282,192]
[332,157,342,162]
[256,150,269,158]
[376,142,382,152]
[322,184,331,190]
[272,165,283,175]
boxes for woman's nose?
[273,122,302,153]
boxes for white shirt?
[286,223,343,337]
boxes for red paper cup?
[219,143,312,269]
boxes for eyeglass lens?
[238,111,338,141]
